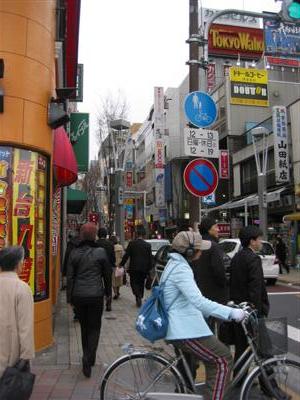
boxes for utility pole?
[188,0,200,225]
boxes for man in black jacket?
[120,225,152,307]
[96,227,115,311]
[230,226,269,366]
[67,223,112,377]
[191,217,227,331]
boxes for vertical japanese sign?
[207,63,216,92]
[272,106,290,184]
[12,149,36,293]
[70,113,89,172]
[52,187,61,256]
[154,87,165,207]
[219,150,229,179]
[0,147,12,249]
[126,171,133,188]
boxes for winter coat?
[161,253,232,340]
[66,240,112,303]
[275,240,287,263]
[191,234,228,304]
[230,247,269,317]
[0,272,34,378]
[96,238,116,268]
[62,236,80,276]
[120,238,152,273]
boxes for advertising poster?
[12,149,36,293]
[207,63,216,92]
[230,66,269,107]
[0,147,12,249]
[155,168,165,208]
[264,19,300,60]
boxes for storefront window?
[0,146,49,301]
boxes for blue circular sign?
[184,91,217,128]
[184,159,218,197]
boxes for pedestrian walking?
[96,227,115,311]
[0,246,35,378]
[67,223,112,378]
[229,226,269,371]
[62,232,80,285]
[119,225,152,307]
[110,235,124,300]
[161,231,245,400]
[275,235,289,274]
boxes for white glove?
[230,309,246,322]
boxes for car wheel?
[267,278,277,285]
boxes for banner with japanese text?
[0,147,12,249]
[229,66,269,107]
[272,106,290,184]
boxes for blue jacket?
[161,253,232,340]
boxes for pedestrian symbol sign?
[184,91,217,128]
[184,158,218,197]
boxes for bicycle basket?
[257,317,288,357]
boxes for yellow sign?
[229,67,269,107]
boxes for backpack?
[135,266,175,343]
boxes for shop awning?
[208,187,286,211]
[53,127,78,187]
[283,212,300,222]
[67,188,87,214]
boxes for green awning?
[67,188,87,214]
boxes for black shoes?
[82,356,91,378]
[113,293,120,300]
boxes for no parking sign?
[184,159,218,197]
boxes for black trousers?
[73,298,104,365]
[129,271,147,299]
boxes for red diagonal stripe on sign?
[192,166,211,189]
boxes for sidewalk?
[31,285,169,400]
[277,267,300,286]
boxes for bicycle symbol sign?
[184,91,217,128]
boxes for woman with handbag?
[0,245,35,399]
[110,235,124,300]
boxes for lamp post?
[110,119,131,245]
[251,127,269,238]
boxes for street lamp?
[251,127,269,238]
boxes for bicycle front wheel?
[241,358,300,400]
[100,353,187,400]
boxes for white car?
[219,238,279,285]
[146,239,171,257]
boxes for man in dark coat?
[275,235,289,274]
[96,227,115,311]
[230,226,270,366]
[67,223,112,378]
[119,225,152,307]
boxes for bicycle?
[100,303,300,400]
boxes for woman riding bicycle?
[161,231,246,400]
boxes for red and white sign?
[266,56,300,68]
[126,171,133,188]
[184,158,219,198]
[88,212,99,224]
[218,223,231,237]
[154,139,165,169]
[207,63,216,92]
[154,86,164,134]
[219,150,229,179]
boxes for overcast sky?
[78,0,281,159]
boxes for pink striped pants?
[181,335,233,400]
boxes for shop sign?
[224,64,232,77]
[88,212,99,224]
[202,192,216,206]
[155,168,165,208]
[154,139,165,168]
[74,64,84,102]
[207,63,216,92]
[229,66,269,107]
[126,205,134,220]
[0,148,11,249]
[272,106,290,183]
[218,223,231,237]
[126,171,133,188]
[184,128,219,158]
[264,19,300,60]
[219,150,229,179]
[208,24,264,59]
[52,187,61,256]
[70,112,89,172]
[266,56,300,67]
[202,8,260,28]
[154,86,164,135]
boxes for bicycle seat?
[146,393,203,400]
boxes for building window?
[0,146,49,301]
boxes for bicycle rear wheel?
[241,358,300,400]
[100,353,187,400]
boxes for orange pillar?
[0,1,56,350]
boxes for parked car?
[219,238,279,285]
[146,239,170,257]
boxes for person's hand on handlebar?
[229,308,247,322]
